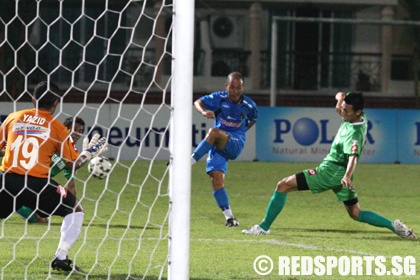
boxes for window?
[273,8,353,90]
[29,2,127,88]
[391,57,413,81]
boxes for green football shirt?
[322,113,367,167]
[303,114,367,201]
[50,152,73,180]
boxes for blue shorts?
[206,132,244,174]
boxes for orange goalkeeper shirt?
[0,108,79,178]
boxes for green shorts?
[302,163,357,202]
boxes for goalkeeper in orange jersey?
[0,81,107,272]
[11,116,87,223]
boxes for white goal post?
[0,1,194,279]
[169,0,194,279]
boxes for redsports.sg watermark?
[253,255,416,276]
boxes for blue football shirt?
[199,90,259,142]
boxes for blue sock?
[192,140,213,161]
[213,188,230,211]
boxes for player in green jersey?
[243,92,416,239]
[15,117,85,223]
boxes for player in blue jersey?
[243,92,416,239]
[192,72,259,227]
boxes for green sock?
[357,210,393,231]
[16,206,38,223]
[259,190,288,231]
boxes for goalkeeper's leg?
[16,206,38,223]
[54,209,84,260]
[52,203,84,272]
[37,180,85,271]
[16,206,49,223]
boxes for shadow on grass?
[279,227,418,241]
[62,272,213,280]
[281,227,389,234]
[49,222,163,231]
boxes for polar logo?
[415,122,420,145]
[273,118,334,146]
[274,117,374,146]
[292,118,319,146]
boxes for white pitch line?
[1,235,393,258]
[193,238,392,258]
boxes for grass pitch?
[0,161,419,279]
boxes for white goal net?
[0,0,193,279]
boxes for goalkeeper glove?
[82,133,98,151]
[80,133,108,160]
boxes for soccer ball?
[88,156,112,179]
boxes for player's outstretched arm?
[341,154,358,189]
[335,92,346,115]
[194,99,215,119]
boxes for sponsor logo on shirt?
[351,140,359,152]
[220,118,242,128]
[308,169,317,175]
[51,153,67,170]
[12,122,50,140]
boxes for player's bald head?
[226,72,244,85]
